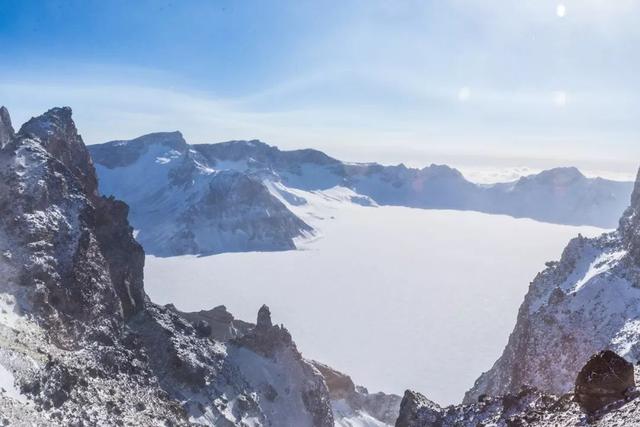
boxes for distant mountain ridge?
[90,133,313,256]
[89,134,632,256]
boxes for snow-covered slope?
[90,134,311,256]
[89,137,632,257]
[464,168,640,404]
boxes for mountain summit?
[89,132,312,256]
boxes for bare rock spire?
[0,106,14,146]
[257,304,273,330]
[18,106,99,199]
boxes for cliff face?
[464,168,640,404]
[0,107,143,343]
[0,107,334,426]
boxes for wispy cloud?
[1,0,638,176]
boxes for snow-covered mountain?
[89,136,632,256]
[3,105,640,426]
[0,106,399,426]
[89,133,312,256]
[463,168,640,405]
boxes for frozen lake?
[145,202,604,405]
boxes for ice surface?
[145,195,603,405]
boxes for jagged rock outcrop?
[395,391,442,427]
[575,350,635,413]
[0,106,335,426]
[396,355,640,426]
[465,167,640,404]
[167,304,252,341]
[0,106,14,147]
[174,303,398,426]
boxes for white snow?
[0,356,25,403]
[144,191,604,405]
[332,399,389,427]
[571,249,626,293]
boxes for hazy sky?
[1,0,639,178]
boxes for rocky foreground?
[464,167,640,405]
[397,351,640,426]
[1,105,639,426]
[0,106,397,426]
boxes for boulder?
[574,350,635,413]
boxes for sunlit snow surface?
[145,187,604,405]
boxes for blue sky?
[1,0,639,179]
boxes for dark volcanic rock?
[93,196,146,318]
[237,305,295,358]
[395,390,441,427]
[574,350,635,413]
[256,304,273,330]
[0,106,14,146]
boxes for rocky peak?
[395,390,442,427]
[0,105,14,146]
[17,107,98,199]
[0,106,144,340]
[256,304,273,330]
[237,305,295,358]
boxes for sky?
[1,0,639,180]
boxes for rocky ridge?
[0,107,343,426]
[464,166,640,404]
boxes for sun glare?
[553,91,567,107]
[458,86,471,102]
